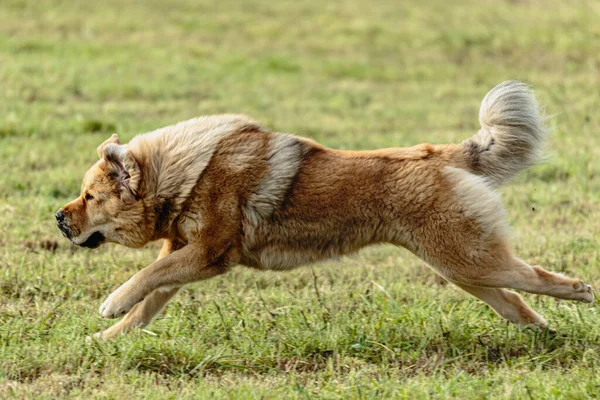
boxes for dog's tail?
[460,81,548,187]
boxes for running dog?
[56,81,594,339]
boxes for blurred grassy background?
[1,0,600,398]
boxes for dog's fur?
[57,81,594,339]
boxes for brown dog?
[56,81,593,339]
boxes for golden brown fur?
[56,82,593,339]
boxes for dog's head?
[56,134,150,249]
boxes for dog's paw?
[92,330,116,340]
[85,331,105,342]
[99,281,139,318]
[99,294,129,318]
[574,281,594,303]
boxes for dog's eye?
[85,193,94,201]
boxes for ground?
[1,0,600,398]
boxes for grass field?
[1,0,600,398]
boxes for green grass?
[1,0,600,398]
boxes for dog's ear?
[102,143,141,204]
[97,134,121,158]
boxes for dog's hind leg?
[430,243,593,330]
[452,283,548,328]
[96,239,183,340]
[447,255,594,304]
[427,167,593,328]
[485,259,594,303]
[425,235,594,329]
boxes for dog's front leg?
[96,287,180,339]
[99,242,231,319]
[96,239,183,339]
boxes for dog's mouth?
[79,231,106,249]
[57,222,75,239]
[57,221,106,249]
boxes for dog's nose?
[55,210,65,223]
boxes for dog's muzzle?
[55,209,105,248]
[56,210,74,239]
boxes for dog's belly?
[239,216,411,271]
[240,245,338,271]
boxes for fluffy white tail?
[461,81,548,187]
